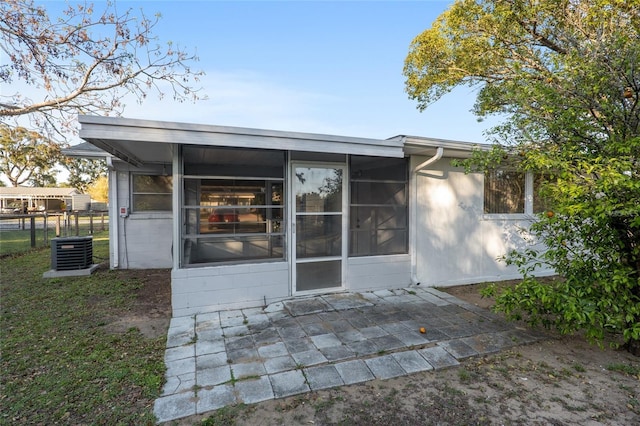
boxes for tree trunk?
[611,214,640,356]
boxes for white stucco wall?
[412,157,548,287]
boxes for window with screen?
[484,170,551,215]
[484,170,525,214]
[182,146,285,265]
[349,156,408,256]
[532,173,551,213]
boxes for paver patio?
[154,286,543,423]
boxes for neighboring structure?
[0,187,87,212]
[77,115,551,317]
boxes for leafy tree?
[0,125,61,187]
[405,0,640,352]
[28,172,57,187]
[62,157,107,193]
[0,0,203,136]
[87,175,109,203]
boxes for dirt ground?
[119,271,640,425]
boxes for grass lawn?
[0,227,55,255]
[0,232,166,425]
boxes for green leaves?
[407,0,640,349]
[0,124,61,186]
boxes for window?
[349,156,408,256]
[182,146,285,265]
[532,174,551,213]
[484,170,548,215]
[484,170,525,214]
[132,175,172,211]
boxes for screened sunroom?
[77,115,552,316]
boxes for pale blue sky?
[33,0,501,142]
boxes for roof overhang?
[79,115,405,166]
[61,141,112,160]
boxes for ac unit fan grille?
[51,236,93,270]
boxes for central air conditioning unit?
[51,236,93,271]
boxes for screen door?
[292,164,346,293]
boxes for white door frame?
[289,161,348,295]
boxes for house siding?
[412,157,551,287]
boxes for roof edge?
[391,134,492,151]
[78,115,403,148]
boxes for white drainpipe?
[410,146,444,286]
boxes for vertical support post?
[43,213,48,246]
[30,216,36,247]
[89,212,94,234]
[56,215,61,237]
[74,212,79,236]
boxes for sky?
[8,0,504,146]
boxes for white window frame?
[483,171,537,220]
[130,174,173,213]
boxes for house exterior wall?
[108,150,549,316]
[346,254,411,291]
[111,168,173,269]
[412,157,549,287]
[78,117,558,317]
[171,262,290,316]
[170,255,413,317]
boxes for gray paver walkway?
[154,286,544,423]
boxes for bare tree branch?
[0,0,204,136]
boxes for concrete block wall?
[171,262,290,317]
[347,254,411,291]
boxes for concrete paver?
[231,361,267,380]
[197,385,236,414]
[418,345,461,369]
[269,370,310,398]
[305,364,344,390]
[392,350,434,374]
[197,365,232,387]
[291,349,329,366]
[235,376,274,404]
[334,359,375,385]
[364,354,407,380]
[154,286,544,423]
[264,355,297,374]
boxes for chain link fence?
[0,212,109,256]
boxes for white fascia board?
[79,115,404,158]
[397,135,492,158]
[61,147,113,159]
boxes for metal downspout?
[410,146,444,286]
